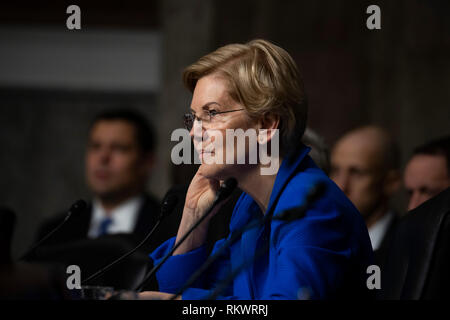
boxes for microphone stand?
[82,219,161,285]
[133,178,237,293]
[82,194,178,285]
[19,200,87,261]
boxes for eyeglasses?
[183,108,244,131]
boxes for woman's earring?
[258,130,268,144]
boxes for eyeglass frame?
[183,105,245,131]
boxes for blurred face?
[404,154,450,211]
[85,120,151,201]
[330,135,386,217]
[189,74,256,180]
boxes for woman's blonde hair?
[183,39,308,155]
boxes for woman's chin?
[199,162,232,181]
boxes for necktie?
[98,217,113,236]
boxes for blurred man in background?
[330,126,401,264]
[404,136,450,211]
[37,109,161,245]
[33,109,175,289]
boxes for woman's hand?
[184,166,221,217]
[138,291,180,300]
[173,166,222,255]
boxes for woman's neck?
[237,159,282,214]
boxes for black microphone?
[20,199,87,261]
[276,182,327,221]
[134,177,238,292]
[82,193,178,285]
[171,181,327,300]
[214,177,238,202]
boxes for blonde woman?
[141,39,373,300]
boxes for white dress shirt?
[368,210,394,251]
[87,195,143,238]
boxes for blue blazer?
[149,145,374,299]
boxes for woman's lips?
[199,150,215,160]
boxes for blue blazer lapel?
[266,145,311,217]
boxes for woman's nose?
[190,119,205,141]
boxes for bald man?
[404,136,450,211]
[330,126,401,259]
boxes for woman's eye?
[208,109,218,117]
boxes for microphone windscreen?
[68,199,87,216]
[160,194,178,220]
[306,182,327,203]
[217,177,238,201]
[277,181,327,221]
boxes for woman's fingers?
[138,291,178,300]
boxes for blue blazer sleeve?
[149,237,208,293]
[149,236,239,299]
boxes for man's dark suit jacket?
[33,193,171,290]
[374,212,399,269]
[36,193,166,253]
[379,187,450,299]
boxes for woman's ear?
[257,113,280,144]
